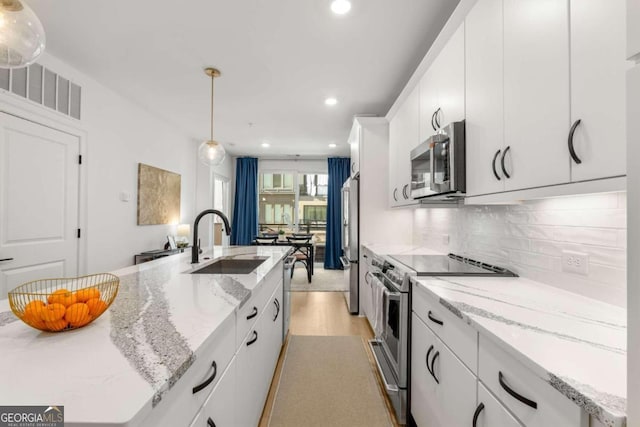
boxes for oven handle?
[369,340,399,393]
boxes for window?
[257,172,328,244]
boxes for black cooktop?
[388,253,517,277]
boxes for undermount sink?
[190,256,268,275]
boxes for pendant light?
[0,0,45,68]
[197,67,226,167]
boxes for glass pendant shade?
[0,0,45,68]
[198,139,226,166]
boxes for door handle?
[430,351,440,384]
[192,360,217,394]
[499,371,538,409]
[431,110,437,131]
[434,107,441,129]
[393,188,398,202]
[246,306,258,320]
[492,149,502,180]
[402,184,409,199]
[352,162,356,173]
[207,417,216,427]
[427,311,443,326]
[473,403,485,427]
[568,119,582,164]
[501,146,511,179]
[0,258,13,262]
[247,330,259,346]
[273,298,280,321]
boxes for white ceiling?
[28,0,459,157]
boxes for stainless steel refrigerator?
[340,176,359,314]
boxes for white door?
[0,113,80,297]
[569,0,627,181]
[465,0,506,197]
[503,0,571,191]
[419,66,439,142]
[388,112,400,207]
[475,382,524,427]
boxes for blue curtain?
[231,157,258,245]
[324,157,351,269]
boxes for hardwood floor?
[258,292,401,427]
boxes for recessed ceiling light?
[331,0,351,15]
[325,97,338,106]
[261,143,270,148]
[329,143,337,148]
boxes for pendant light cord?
[210,74,214,141]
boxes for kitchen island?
[0,245,291,427]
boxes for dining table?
[251,238,315,276]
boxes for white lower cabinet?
[235,281,284,427]
[474,382,523,427]
[411,313,477,427]
[190,360,236,427]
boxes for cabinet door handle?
[365,271,372,285]
[247,330,259,346]
[393,188,398,202]
[0,258,13,262]
[472,403,485,427]
[500,146,511,179]
[352,162,356,173]
[273,298,280,321]
[207,417,216,427]
[434,107,441,129]
[568,119,582,164]
[427,311,443,326]
[425,345,434,374]
[402,184,409,199]
[492,150,502,181]
[499,371,537,409]
[192,360,217,394]
[430,351,440,384]
[431,110,437,131]
[246,306,258,320]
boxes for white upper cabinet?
[569,0,627,181]
[434,23,465,127]
[389,86,420,207]
[349,121,360,178]
[464,0,505,197]
[419,24,465,143]
[503,0,571,191]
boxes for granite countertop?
[413,276,626,427]
[0,245,291,426]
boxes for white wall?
[258,158,327,174]
[413,193,627,307]
[3,52,231,273]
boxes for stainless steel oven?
[410,120,466,200]
[369,258,413,425]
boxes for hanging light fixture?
[0,0,45,68]
[197,67,226,167]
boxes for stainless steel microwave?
[410,120,466,200]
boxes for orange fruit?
[45,318,68,331]
[48,289,77,307]
[70,314,92,328]
[39,303,66,322]
[75,287,100,302]
[22,311,46,329]
[64,303,89,324]
[23,300,46,319]
[86,298,108,317]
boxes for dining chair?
[255,236,277,245]
[287,235,312,283]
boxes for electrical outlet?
[561,250,589,275]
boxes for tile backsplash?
[413,192,627,307]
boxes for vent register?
[0,63,81,120]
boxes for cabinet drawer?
[411,313,477,427]
[141,314,236,427]
[412,281,478,373]
[199,359,236,427]
[479,335,587,427]
[236,261,282,346]
[474,382,523,427]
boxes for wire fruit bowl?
[8,273,119,332]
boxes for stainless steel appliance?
[369,252,516,424]
[340,176,359,314]
[410,120,466,200]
